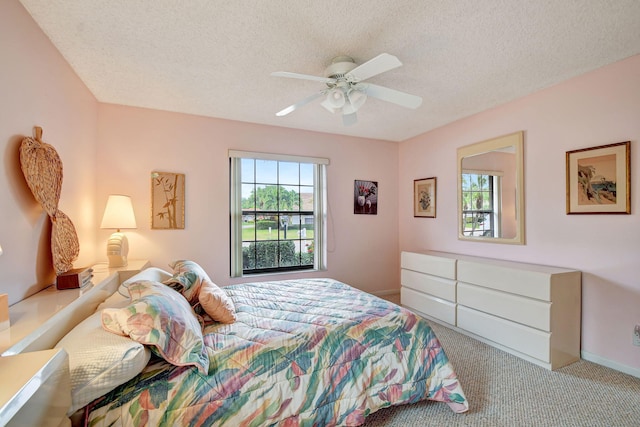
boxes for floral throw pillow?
[163,260,205,304]
[165,260,237,324]
[101,280,209,374]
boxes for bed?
[55,262,467,426]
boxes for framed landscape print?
[566,141,630,214]
[151,171,186,229]
[414,177,436,218]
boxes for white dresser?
[400,252,457,326]
[400,251,581,370]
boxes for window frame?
[229,150,328,277]
[460,170,502,238]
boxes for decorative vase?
[357,195,365,207]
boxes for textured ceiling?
[19,0,640,142]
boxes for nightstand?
[0,348,71,427]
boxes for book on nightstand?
[56,267,94,290]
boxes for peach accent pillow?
[199,280,237,324]
[165,260,236,324]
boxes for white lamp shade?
[100,195,137,230]
[101,195,136,268]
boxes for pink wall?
[0,0,99,304]
[96,104,400,294]
[399,55,640,372]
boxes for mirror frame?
[457,131,525,244]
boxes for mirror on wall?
[457,131,524,244]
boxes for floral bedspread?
[86,278,468,426]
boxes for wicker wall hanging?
[19,126,79,274]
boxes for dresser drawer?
[401,287,456,325]
[401,252,456,280]
[457,260,553,300]
[457,282,551,331]
[457,306,550,363]
[401,269,456,302]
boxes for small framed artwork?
[151,171,186,229]
[414,177,436,218]
[566,141,630,214]
[354,180,378,215]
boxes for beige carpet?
[363,320,640,427]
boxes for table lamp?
[100,195,137,267]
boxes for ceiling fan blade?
[342,112,357,126]
[346,53,402,82]
[276,92,324,116]
[364,83,423,109]
[271,71,335,84]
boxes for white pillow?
[96,291,130,310]
[118,267,172,297]
[55,311,151,414]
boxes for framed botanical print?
[151,171,185,229]
[414,177,436,218]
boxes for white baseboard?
[581,351,640,379]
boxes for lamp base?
[107,255,128,268]
[106,231,129,268]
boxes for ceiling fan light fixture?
[320,98,337,113]
[325,88,345,108]
[342,102,355,115]
[347,89,367,111]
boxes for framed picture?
[151,171,185,229]
[566,141,630,214]
[414,177,436,218]
[354,180,377,215]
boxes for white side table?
[0,348,71,427]
[1,260,150,356]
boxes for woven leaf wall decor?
[19,127,79,274]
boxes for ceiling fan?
[271,53,423,126]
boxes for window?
[229,151,328,277]
[461,171,502,237]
